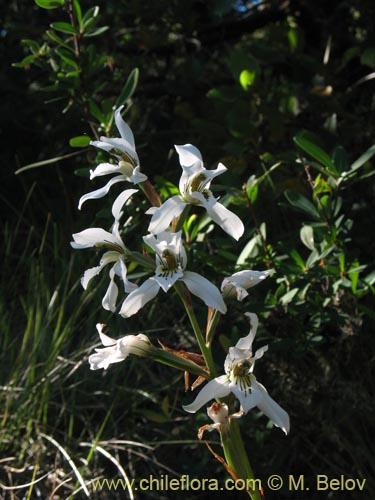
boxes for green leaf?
[56,48,79,70]
[294,133,338,176]
[360,47,375,69]
[83,26,109,38]
[289,249,305,270]
[236,235,260,266]
[50,22,78,35]
[284,190,320,220]
[35,0,64,9]
[73,0,83,29]
[280,288,299,305]
[246,174,258,204]
[332,146,348,174]
[239,69,256,90]
[46,30,74,51]
[116,68,139,107]
[12,55,37,68]
[82,6,99,27]
[15,150,86,174]
[349,144,375,173]
[300,225,315,250]
[69,135,91,147]
[89,101,106,124]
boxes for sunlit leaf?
[300,225,315,250]
[35,0,64,9]
[69,135,91,147]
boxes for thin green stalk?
[221,419,262,500]
[174,282,217,377]
[206,309,222,346]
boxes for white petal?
[231,382,261,413]
[205,200,244,240]
[251,379,290,435]
[90,162,121,179]
[102,267,119,312]
[181,271,227,314]
[154,269,184,292]
[89,345,125,370]
[78,175,125,209]
[128,166,147,184]
[90,139,114,152]
[98,137,139,164]
[71,228,119,249]
[114,106,136,150]
[81,264,105,289]
[120,278,160,318]
[203,162,227,183]
[175,144,203,167]
[183,375,231,413]
[111,188,138,221]
[97,324,116,346]
[235,313,259,351]
[148,196,186,234]
[116,258,138,293]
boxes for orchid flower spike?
[120,230,227,318]
[183,312,290,434]
[148,144,244,240]
[79,106,147,209]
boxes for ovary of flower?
[89,323,151,370]
[71,221,137,312]
[78,106,147,209]
[221,269,274,301]
[183,312,290,434]
[148,144,244,240]
[119,230,227,318]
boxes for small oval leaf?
[300,225,315,250]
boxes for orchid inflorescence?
[71,106,289,467]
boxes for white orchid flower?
[89,323,151,370]
[183,312,290,434]
[148,144,244,240]
[79,106,147,209]
[71,217,137,312]
[120,230,227,318]
[221,269,273,301]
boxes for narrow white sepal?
[78,175,125,209]
[251,379,290,435]
[182,271,227,314]
[111,188,138,221]
[120,278,160,318]
[183,375,230,413]
[205,200,244,240]
[148,195,186,234]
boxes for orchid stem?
[174,282,217,377]
[221,420,262,500]
[206,309,222,347]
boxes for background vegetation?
[1,0,375,498]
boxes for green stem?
[206,309,222,347]
[174,282,217,377]
[221,419,262,500]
